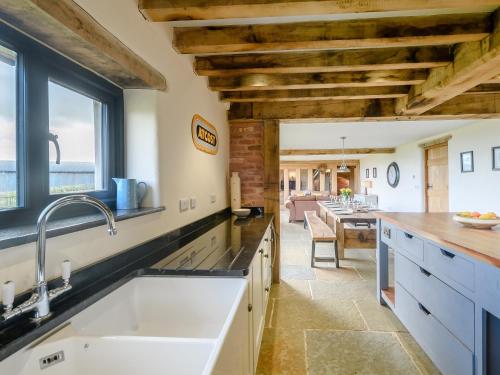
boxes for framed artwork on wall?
[493,147,500,171]
[365,168,370,178]
[373,168,377,178]
[460,151,474,173]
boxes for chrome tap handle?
[2,281,15,312]
[61,260,71,286]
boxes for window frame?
[0,22,124,228]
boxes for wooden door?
[425,144,449,212]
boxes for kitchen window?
[0,23,123,228]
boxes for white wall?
[360,120,500,213]
[0,0,229,299]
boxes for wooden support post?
[331,164,338,195]
[308,169,313,192]
[296,168,301,193]
[264,119,281,283]
[320,171,325,192]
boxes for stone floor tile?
[314,265,363,282]
[271,298,366,330]
[397,332,442,375]
[281,264,316,280]
[270,279,311,300]
[309,279,374,301]
[256,328,307,375]
[354,298,407,332]
[305,330,421,375]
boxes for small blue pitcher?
[113,178,147,210]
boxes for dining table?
[317,201,378,259]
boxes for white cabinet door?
[252,249,264,368]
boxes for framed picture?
[365,168,370,178]
[460,151,474,173]
[373,167,377,178]
[493,147,500,171]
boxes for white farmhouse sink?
[1,277,249,375]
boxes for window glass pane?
[49,81,104,194]
[0,44,17,210]
[312,169,320,191]
[300,169,308,190]
[325,169,331,193]
[288,170,296,191]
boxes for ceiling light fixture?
[337,136,351,173]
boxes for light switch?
[210,194,216,203]
[190,197,197,209]
[179,198,189,212]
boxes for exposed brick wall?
[230,121,265,207]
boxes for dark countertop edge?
[0,210,272,361]
[0,206,165,251]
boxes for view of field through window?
[0,45,104,210]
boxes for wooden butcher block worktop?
[375,212,500,268]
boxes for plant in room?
[340,187,352,201]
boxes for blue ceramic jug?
[113,178,147,210]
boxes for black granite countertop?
[0,209,273,362]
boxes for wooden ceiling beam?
[0,0,166,90]
[228,93,500,121]
[139,0,500,21]
[396,10,500,115]
[220,86,409,102]
[174,13,490,54]
[210,70,427,91]
[195,47,452,76]
[465,83,500,94]
[280,148,396,156]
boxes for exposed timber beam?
[195,47,451,76]
[465,83,500,94]
[174,13,490,54]
[280,148,396,156]
[210,70,427,91]
[396,10,500,115]
[228,94,500,121]
[0,0,166,90]
[220,87,409,102]
[139,0,500,22]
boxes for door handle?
[48,132,61,164]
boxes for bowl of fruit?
[453,211,500,229]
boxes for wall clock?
[387,162,400,188]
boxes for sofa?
[285,194,330,222]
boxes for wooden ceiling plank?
[465,83,500,94]
[195,47,452,76]
[0,0,166,90]
[397,10,500,115]
[220,87,409,102]
[139,0,500,21]
[228,93,500,121]
[173,13,490,54]
[280,148,396,156]
[209,70,427,91]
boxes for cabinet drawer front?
[380,221,396,248]
[424,243,475,292]
[395,284,474,375]
[396,253,475,350]
[396,230,424,262]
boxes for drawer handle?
[264,254,269,259]
[419,267,431,277]
[440,249,456,259]
[418,303,431,316]
[404,232,414,239]
[383,227,391,239]
[258,249,264,254]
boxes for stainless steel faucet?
[1,195,117,322]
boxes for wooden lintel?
[195,47,451,76]
[397,10,500,115]
[418,135,453,149]
[140,0,500,22]
[210,70,427,91]
[220,87,409,102]
[174,13,490,54]
[228,94,500,121]
[0,0,166,90]
[280,148,396,156]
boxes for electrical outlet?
[190,197,197,209]
[179,198,189,212]
[210,194,216,203]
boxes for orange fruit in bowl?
[471,212,481,218]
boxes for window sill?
[0,207,165,251]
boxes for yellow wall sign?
[191,114,218,155]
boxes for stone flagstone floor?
[255,208,441,375]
